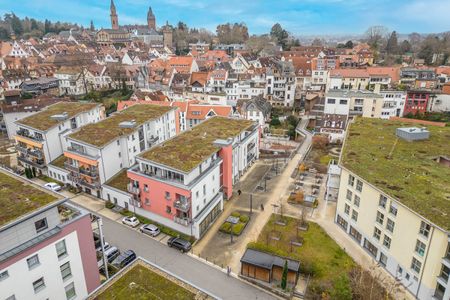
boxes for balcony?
[174,216,190,226]
[17,155,45,168]
[64,162,99,179]
[127,183,140,195]
[66,146,98,160]
[16,129,44,142]
[174,200,190,212]
[68,175,100,189]
[15,145,44,159]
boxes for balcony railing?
[64,162,99,178]
[68,175,100,189]
[18,156,45,168]
[15,145,44,159]
[66,146,98,160]
[174,200,190,212]
[127,183,140,195]
[16,130,44,142]
[173,216,190,227]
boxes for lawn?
[38,174,64,187]
[219,211,250,236]
[93,263,196,300]
[248,214,354,295]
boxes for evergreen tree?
[270,23,289,49]
[11,13,23,36]
[400,40,412,54]
[386,31,399,54]
[281,260,288,290]
[344,40,353,49]
[30,18,39,30]
[44,19,52,34]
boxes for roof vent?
[50,112,69,121]
[396,127,430,141]
[119,120,137,128]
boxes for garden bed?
[219,211,250,236]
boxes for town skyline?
[1,0,450,36]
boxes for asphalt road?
[100,217,277,300]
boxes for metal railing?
[16,130,44,142]
[17,156,45,167]
[174,200,190,212]
[173,216,190,226]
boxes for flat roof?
[68,104,173,148]
[16,102,99,132]
[325,90,383,98]
[341,118,450,231]
[88,258,212,300]
[104,169,128,192]
[0,169,60,227]
[49,155,67,169]
[139,117,255,173]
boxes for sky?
[1,0,449,36]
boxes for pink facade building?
[0,170,100,300]
[125,117,259,239]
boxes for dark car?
[111,250,136,269]
[167,237,192,253]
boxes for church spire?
[110,0,119,30]
[147,6,156,30]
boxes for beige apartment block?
[335,118,450,300]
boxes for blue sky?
[1,0,449,35]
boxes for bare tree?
[364,26,389,50]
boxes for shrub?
[281,260,288,290]
[220,222,232,233]
[231,211,241,218]
[232,223,245,235]
[239,215,249,223]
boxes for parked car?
[111,250,136,269]
[103,246,120,263]
[122,216,140,227]
[140,224,160,237]
[96,242,110,253]
[167,237,192,253]
[43,182,62,192]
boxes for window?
[386,219,395,233]
[351,210,358,222]
[379,252,388,267]
[166,206,171,214]
[144,184,149,192]
[349,226,362,243]
[0,270,9,281]
[203,184,206,196]
[356,180,363,192]
[411,257,422,273]
[145,198,150,205]
[419,221,431,238]
[344,204,350,215]
[60,262,72,281]
[405,273,410,280]
[364,239,378,257]
[389,204,398,216]
[118,152,121,158]
[196,191,199,198]
[165,191,170,199]
[339,99,348,105]
[33,277,45,293]
[373,227,381,240]
[415,240,426,257]
[34,218,48,233]
[348,175,355,186]
[336,215,348,230]
[379,195,387,209]
[346,189,352,201]
[383,235,391,249]
[65,282,76,300]
[27,254,40,270]
[354,195,360,207]
[56,240,67,259]
[440,265,450,282]
[327,98,336,104]
[376,211,384,225]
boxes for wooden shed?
[240,249,300,285]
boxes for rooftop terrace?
[89,259,211,300]
[17,102,99,131]
[341,118,450,231]
[68,104,173,148]
[139,117,254,173]
[0,169,60,227]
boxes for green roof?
[68,104,173,148]
[139,117,255,172]
[341,118,450,231]
[17,102,99,131]
[50,155,67,169]
[0,170,59,227]
[90,260,201,300]
[105,169,129,192]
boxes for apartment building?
[379,90,406,119]
[327,69,370,91]
[124,117,259,239]
[265,59,297,107]
[51,104,177,197]
[336,118,450,300]
[324,90,384,118]
[404,89,438,116]
[0,169,100,300]
[14,102,104,175]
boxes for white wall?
[0,231,89,300]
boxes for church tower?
[147,7,156,30]
[162,21,173,49]
[110,0,119,30]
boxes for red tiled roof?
[330,68,369,78]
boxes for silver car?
[140,224,160,237]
